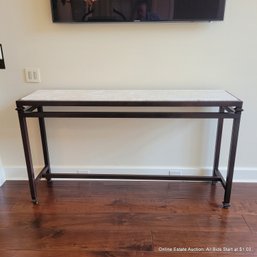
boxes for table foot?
[32,199,39,205]
[222,202,230,209]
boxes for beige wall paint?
[0,0,257,179]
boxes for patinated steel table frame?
[16,90,243,208]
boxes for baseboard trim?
[3,166,257,183]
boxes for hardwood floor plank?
[0,212,249,232]
[243,215,257,233]
[0,228,152,251]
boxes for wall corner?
[0,167,6,187]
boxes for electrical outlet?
[24,68,41,83]
[77,170,90,174]
[169,170,181,176]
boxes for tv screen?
[51,0,226,23]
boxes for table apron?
[20,111,240,119]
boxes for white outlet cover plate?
[24,68,41,83]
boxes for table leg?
[223,114,241,208]
[212,107,224,184]
[17,109,38,204]
[38,106,52,183]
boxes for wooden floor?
[0,181,257,257]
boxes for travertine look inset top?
[20,90,240,102]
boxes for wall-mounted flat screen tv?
[51,0,226,23]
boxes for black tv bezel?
[0,44,5,69]
[50,0,226,23]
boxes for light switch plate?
[0,44,5,69]
[24,68,41,83]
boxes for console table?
[16,90,243,208]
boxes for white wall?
[0,0,257,181]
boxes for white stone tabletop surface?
[20,90,240,102]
